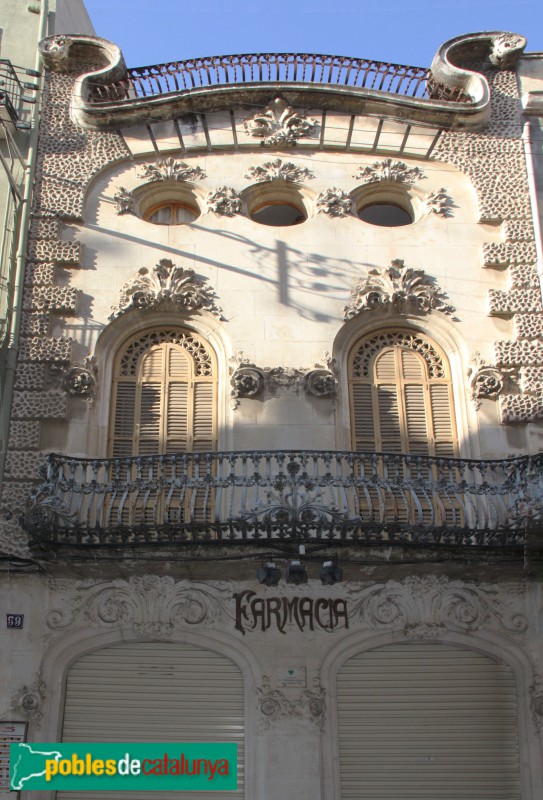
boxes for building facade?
[2,29,543,800]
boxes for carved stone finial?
[139,158,206,183]
[354,158,425,185]
[316,188,353,217]
[489,33,526,70]
[244,98,318,146]
[109,259,222,320]
[344,259,456,319]
[245,159,315,184]
[113,187,136,215]
[206,187,243,216]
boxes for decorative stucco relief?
[109,259,223,319]
[245,158,315,183]
[229,351,337,407]
[205,187,243,216]
[353,158,424,185]
[46,576,234,636]
[467,353,516,408]
[343,259,456,319]
[61,356,98,404]
[243,97,318,146]
[12,679,46,728]
[421,188,452,217]
[257,676,326,730]
[489,33,527,69]
[113,186,136,215]
[316,188,353,217]
[139,157,206,183]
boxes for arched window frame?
[333,313,476,459]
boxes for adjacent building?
[2,28,543,800]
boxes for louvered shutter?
[59,642,244,800]
[109,333,216,457]
[349,333,458,457]
[337,643,521,800]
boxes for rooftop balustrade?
[23,450,541,551]
[87,52,472,105]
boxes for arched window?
[348,330,458,456]
[109,328,217,457]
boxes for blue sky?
[83,0,543,70]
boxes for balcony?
[87,52,472,105]
[0,60,38,131]
[23,451,542,553]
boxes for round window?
[358,203,413,227]
[145,202,199,225]
[251,202,306,227]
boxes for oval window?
[251,202,306,227]
[145,202,199,225]
[358,203,412,227]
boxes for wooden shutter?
[337,643,521,800]
[349,331,458,456]
[59,642,244,800]
[109,331,216,457]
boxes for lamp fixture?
[257,560,281,586]
[286,559,308,585]
[319,559,343,585]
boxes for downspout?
[522,119,543,301]
[0,0,50,487]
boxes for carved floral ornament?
[244,97,318,146]
[468,352,516,408]
[229,351,337,407]
[344,259,456,320]
[245,159,315,184]
[316,188,353,217]
[12,679,46,726]
[257,675,326,730]
[354,158,425,185]
[61,355,98,404]
[109,259,223,320]
[205,187,242,216]
[139,158,206,183]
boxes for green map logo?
[10,743,237,791]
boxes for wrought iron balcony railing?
[0,60,38,129]
[87,52,472,105]
[23,451,541,550]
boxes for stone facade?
[2,29,543,800]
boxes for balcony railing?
[87,52,472,105]
[0,60,38,129]
[23,451,541,550]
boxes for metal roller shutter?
[337,643,520,799]
[59,642,244,800]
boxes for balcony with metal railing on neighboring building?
[22,450,543,558]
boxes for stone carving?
[245,158,315,183]
[230,351,336,407]
[257,676,326,730]
[354,158,424,185]
[12,680,46,727]
[468,353,515,408]
[62,356,98,403]
[23,493,76,531]
[113,187,136,215]
[205,187,243,216]
[344,259,456,319]
[316,188,353,217]
[139,158,205,182]
[109,259,222,319]
[346,576,528,635]
[244,97,318,146]
[489,33,527,69]
[422,188,451,217]
[41,35,72,70]
[46,576,233,636]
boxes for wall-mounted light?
[286,559,308,585]
[319,560,343,585]
[257,561,281,586]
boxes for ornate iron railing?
[87,53,472,105]
[23,451,541,549]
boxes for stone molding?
[343,259,456,319]
[109,259,223,319]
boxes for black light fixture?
[257,560,281,586]
[319,559,343,585]
[286,559,308,585]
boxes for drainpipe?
[522,119,543,309]
[0,0,49,487]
